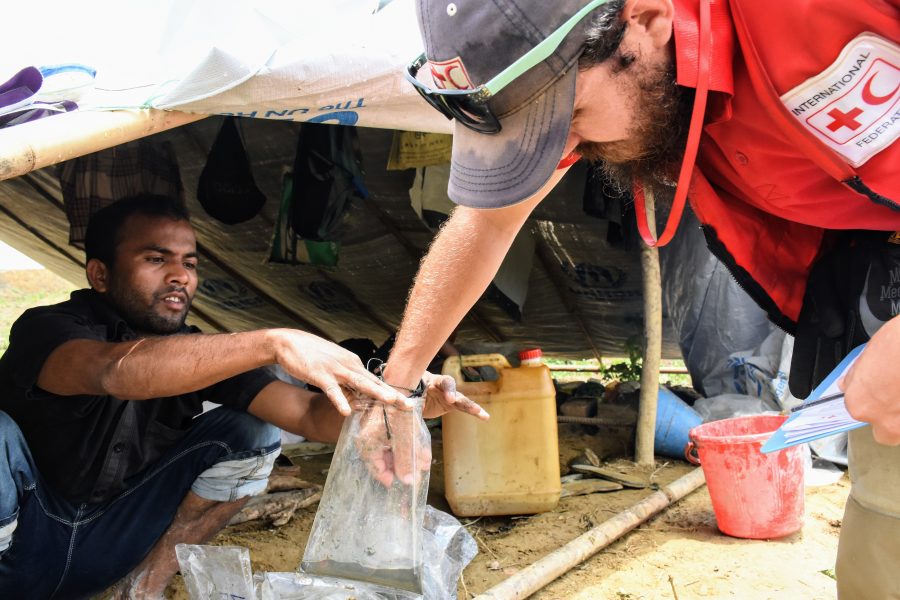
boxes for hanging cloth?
[57,138,184,245]
[197,117,267,225]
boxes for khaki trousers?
[836,428,900,599]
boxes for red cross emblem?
[825,107,864,132]
[808,58,899,145]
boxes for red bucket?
[686,415,804,539]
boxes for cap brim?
[447,66,576,209]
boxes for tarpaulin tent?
[0,0,689,359]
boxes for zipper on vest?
[844,177,900,212]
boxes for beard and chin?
[105,276,191,336]
[576,54,694,203]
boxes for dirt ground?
[163,425,849,600]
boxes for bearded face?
[98,215,198,336]
[576,51,695,200]
[105,268,192,335]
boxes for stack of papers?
[761,345,869,453]
[779,392,859,444]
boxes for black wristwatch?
[366,358,425,398]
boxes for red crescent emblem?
[861,72,900,106]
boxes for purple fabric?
[0,67,42,113]
[0,100,77,128]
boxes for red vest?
[674,0,900,331]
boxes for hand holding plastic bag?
[302,397,430,594]
[357,368,487,488]
[355,401,432,488]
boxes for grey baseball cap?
[415,0,598,208]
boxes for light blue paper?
[761,344,869,454]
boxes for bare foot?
[107,570,165,600]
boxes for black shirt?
[0,289,276,504]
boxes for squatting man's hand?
[355,371,489,487]
[356,399,432,488]
[840,315,900,446]
[268,329,413,416]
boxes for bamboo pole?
[472,468,706,600]
[635,187,662,466]
[548,364,688,374]
[557,415,635,427]
[0,108,205,181]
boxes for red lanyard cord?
[633,0,712,247]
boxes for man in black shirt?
[0,194,476,599]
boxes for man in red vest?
[386,0,900,596]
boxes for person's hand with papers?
[841,316,900,446]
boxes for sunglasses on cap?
[405,0,613,134]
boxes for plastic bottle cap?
[519,348,543,366]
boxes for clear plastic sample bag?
[301,398,431,594]
[175,544,255,600]
[176,504,477,600]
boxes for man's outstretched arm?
[248,381,345,443]
[384,169,568,395]
[37,328,409,415]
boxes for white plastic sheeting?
[3,0,448,133]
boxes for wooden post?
[635,186,662,466]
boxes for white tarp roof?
[4,0,449,133]
[0,1,684,359]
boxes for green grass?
[0,270,78,352]
[545,356,692,387]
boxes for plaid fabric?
[57,139,184,245]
